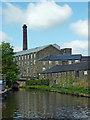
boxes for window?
[25,61,26,66]
[43,67,46,71]
[13,58,15,61]
[22,61,23,66]
[62,61,65,65]
[43,61,45,66]
[22,69,23,73]
[28,55,29,59]
[31,54,32,59]
[22,56,23,60]
[56,73,58,77]
[60,72,62,77]
[75,60,79,63]
[45,74,47,78]
[25,55,26,59]
[30,68,33,73]
[19,56,20,60]
[27,68,29,73]
[34,60,36,64]
[16,57,18,61]
[34,54,36,59]
[84,71,88,75]
[55,61,59,65]
[68,60,72,64]
[49,61,52,66]
[19,62,20,66]
[31,60,32,65]
[75,71,79,77]
[65,72,67,77]
[28,61,29,66]
[34,67,36,73]
[24,69,26,73]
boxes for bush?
[69,73,73,86]
[4,85,9,89]
[73,79,88,89]
[26,79,49,86]
[60,77,63,87]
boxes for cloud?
[0,31,13,44]
[14,46,22,52]
[60,40,88,55]
[70,20,88,38]
[3,1,72,29]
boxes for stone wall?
[40,70,89,87]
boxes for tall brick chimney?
[23,24,27,50]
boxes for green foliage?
[60,77,63,87]
[24,85,90,95]
[1,42,20,87]
[73,79,88,89]
[4,85,9,89]
[69,73,73,86]
[26,79,49,86]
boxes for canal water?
[2,88,90,119]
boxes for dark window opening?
[75,71,79,77]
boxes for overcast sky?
[1,1,88,55]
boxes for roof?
[38,54,82,61]
[41,62,89,74]
[82,56,90,61]
[14,44,60,56]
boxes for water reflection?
[2,89,90,119]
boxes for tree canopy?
[1,42,20,87]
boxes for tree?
[1,42,20,87]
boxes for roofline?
[38,54,82,61]
[41,69,89,74]
[14,44,61,57]
[40,62,89,74]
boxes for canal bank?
[23,85,90,98]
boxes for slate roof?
[41,62,89,74]
[38,54,82,61]
[82,56,90,61]
[14,44,60,56]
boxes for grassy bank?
[23,85,90,97]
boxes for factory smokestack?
[23,24,27,50]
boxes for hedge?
[26,79,49,86]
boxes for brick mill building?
[14,24,89,86]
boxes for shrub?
[69,73,73,86]
[26,79,49,86]
[4,85,9,89]
[73,79,88,89]
[60,77,63,87]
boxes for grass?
[23,85,90,97]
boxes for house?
[38,54,82,71]
[40,61,90,86]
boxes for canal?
[2,88,90,119]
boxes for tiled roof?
[14,44,60,56]
[41,62,89,74]
[38,54,82,61]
